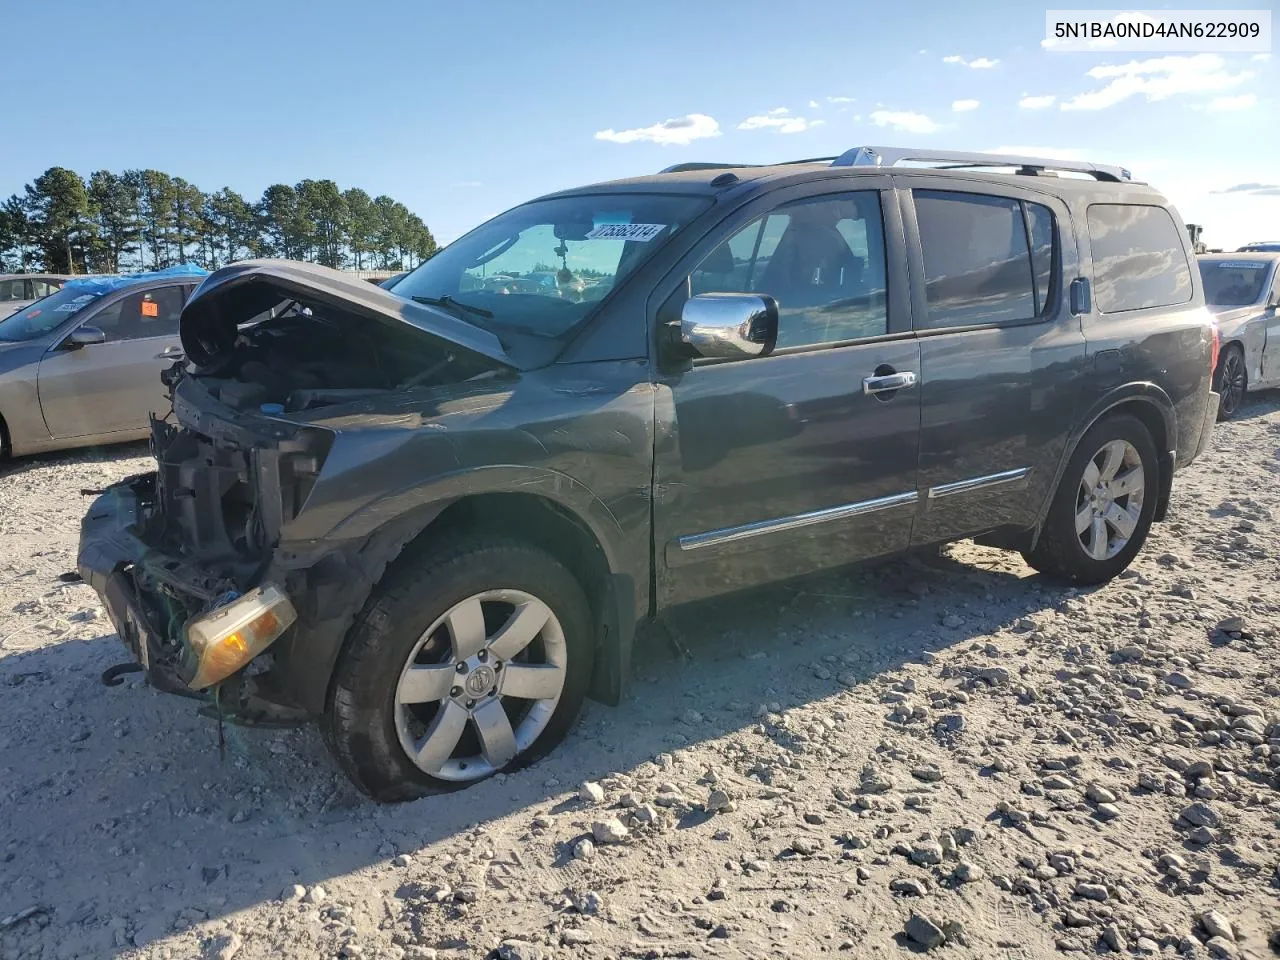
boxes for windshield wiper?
[411,295,494,320]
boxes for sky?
[3,0,1276,250]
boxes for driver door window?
[90,286,184,342]
[689,192,889,348]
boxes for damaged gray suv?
[79,147,1220,799]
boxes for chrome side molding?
[678,490,919,552]
[927,467,1029,500]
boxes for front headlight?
[182,584,297,690]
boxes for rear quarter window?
[1087,204,1193,313]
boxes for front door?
[38,283,187,439]
[653,181,922,607]
[899,180,1088,545]
[1262,265,1280,387]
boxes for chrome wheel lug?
[456,662,468,673]
[477,650,488,662]
[465,699,476,710]
[450,686,463,697]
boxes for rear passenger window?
[1087,204,1192,313]
[914,191,1049,328]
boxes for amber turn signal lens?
[184,585,297,690]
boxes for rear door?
[37,283,187,439]
[898,177,1087,545]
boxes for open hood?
[181,259,515,370]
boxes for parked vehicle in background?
[0,274,72,320]
[1238,241,1280,253]
[0,265,207,457]
[1197,252,1280,419]
[79,147,1217,800]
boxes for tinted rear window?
[914,191,1045,328]
[1087,204,1193,313]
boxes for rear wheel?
[1214,344,1246,420]
[323,536,594,801]
[1021,414,1158,585]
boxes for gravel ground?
[2,400,1279,960]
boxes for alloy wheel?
[1074,439,1146,561]
[1219,351,1246,417]
[393,589,567,782]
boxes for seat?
[758,215,861,345]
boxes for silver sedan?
[1197,252,1280,420]
[0,272,203,457]
[0,274,71,320]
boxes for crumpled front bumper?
[78,474,314,722]
[79,476,184,691]
[78,475,239,700]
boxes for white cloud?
[944,55,999,68]
[808,99,819,109]
[1208,93,1257,111]
[594,113,721,146]
[952,99,980,112]
[1253,53,1271,62]
[1061,54,1254,111]
[1213,182,1280,197]
[1019,94,1057,109]
[870,110,939,134]
[827,96,855,104]
[738,108,823,134]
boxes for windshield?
[390,194,710,339]
[1198,260,1272,307]
[0,285,105,342]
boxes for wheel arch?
[271,471,640,716]
[1027,384,1177,551]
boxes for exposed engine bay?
[184,300,495,415]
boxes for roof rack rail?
[658,162,756,174]
[829,146,1132,182]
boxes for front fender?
[325,463,629,574]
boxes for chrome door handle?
[157,348,184,360]
[863,371,918,395]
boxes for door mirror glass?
[63,325,107,349]
[680,293,778,360]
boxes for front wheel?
[323,536,595,801]
[1021,414,1158,585]
[1213,344,1247,420]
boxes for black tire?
[1213,343,1247,421]
[1021,414,1159,585]
[323,536,594,801]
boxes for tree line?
[0,167,439,275]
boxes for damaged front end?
[77,259,516,723]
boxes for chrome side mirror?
[680,293,778,360]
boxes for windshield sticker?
[1218,261,1267,269]
[585,223,667,242]
[53,303,81,313]
[141,300,159,317]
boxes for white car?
[1197,252,1280,419]
[0,274,72,319]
